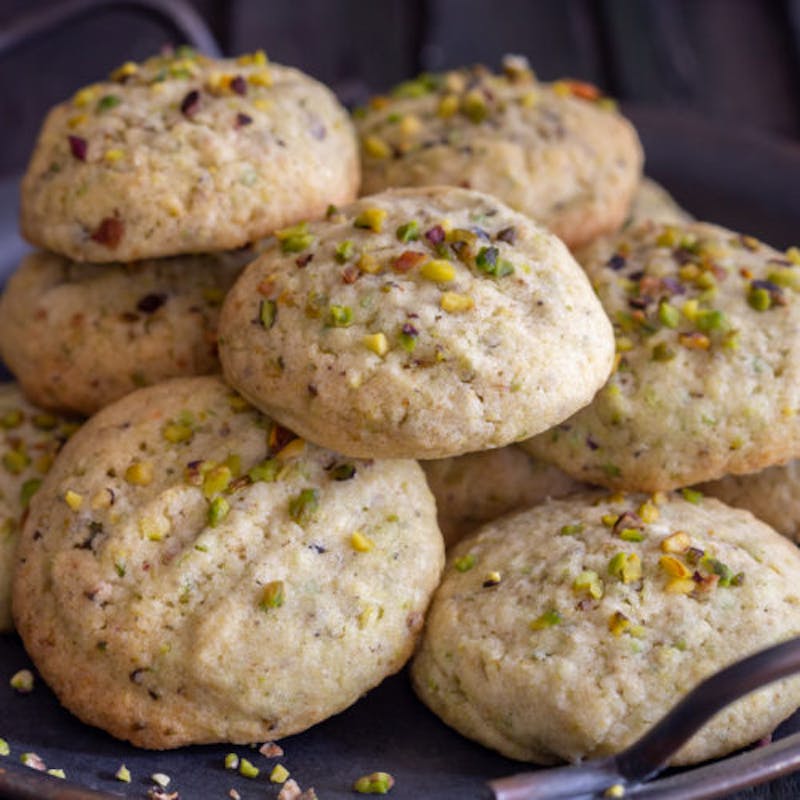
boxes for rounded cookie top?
[421,446,584,547]
[355,60,643,249]
[700,461,800,543]
[523,222,800,491]
[13,376,443,748]
[0,384,79,632]
[411,490,800,765]
[20,49,359,262]
[0,248,251,415]
[219,186,615,459]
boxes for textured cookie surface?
[0,249,251,415]
[21,49,359,262]
[524,222,800,491]
[355,62,642,249]
[422,446,584,547]
[0,384,79,631]
[219,186,615,459]
[701,461,800,543]
[573,177,693,274]
[13,376,443,748]
[412,491,800,765]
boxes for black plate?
[1,108,800,800]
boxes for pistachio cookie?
[412,491,800,765]
[573,177,693,274]
[422,446,584,547]
[218,187,614,459]
[13,376,443,748]
[0,248,251,415]
[700,461,800,543]
[523,223,800,491]
[21,49,359,262]
[355,59,642,249]
[0,384,79,631]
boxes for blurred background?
[1,0,800,179]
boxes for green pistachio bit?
[328,304,353,327]
[747,286,772,311]
[454,553,476,572]
[260,299,277,329]
[475,246,514,277]
[163,421,193,443]
[47,769,65,779]
[354,771,395,794]
[335,240,355,263]
[288,488,319,524]
[702,556,735,587]
[21,752,44,769]
[530,609,561,630]
[10,669,34,693]
[573,570,603,599]
[270,763,290,783]
[19,478,42,509]
[681,487,703,504]
[696,309,727,332]
[768,268,800,291]
[260,580,285,610]
[202,465,232,498]
[608,552,627,578]
[224,753,239,770]
[276,222,314,253]
[396,221,420,243]
[398,329,417,352]
[248,458,280,483]
[0,738,9,756]
[3,448,30,475]
[559,523,583,536]
[239,758,259,779]
[619,528,645,542]
[658,301,681,329]
[0,409,23,428]
[208,496,230,527]
[115,764,131,783]
[330,462,356,480]
[114,560,126,577]
[393,73,438,97]
[97,94,121,112]
[652,342,676,362]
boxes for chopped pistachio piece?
[354,208,388,233]
[351,531,375,552]
[64,489,83,511]
[335,240,355,263]
[115,764,131,783]
[573,570,603,599]
[288,488,319,524]
[260,299,277,329]
[239,758,259,779]
[10,669,34,693]
[354,771,395,794]
[661,531,690,553]
[363,332,389,356]
[249,458,280,483]
[260,580,285,610]
[125,461,154,486]
[608,611,631,637]
[208,496,230,527]
[363,135,391,159]
[530,610,562,630]
[559,523,583,536]
[660,555,692,579]
[420,259,456,282]
[275,222,314,253]
[454,553,476,572]
[328,304,353,327]
[270,763,290,783]
[0,738,9,756]
[47,769,66,779]
[396,221,420,242]
[440,292,474,313]
[20,478,42,509]
[681,488,703,504]
[224,753,239,770]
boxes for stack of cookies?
[3,48,800,780]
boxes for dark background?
[1,0,800,178]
